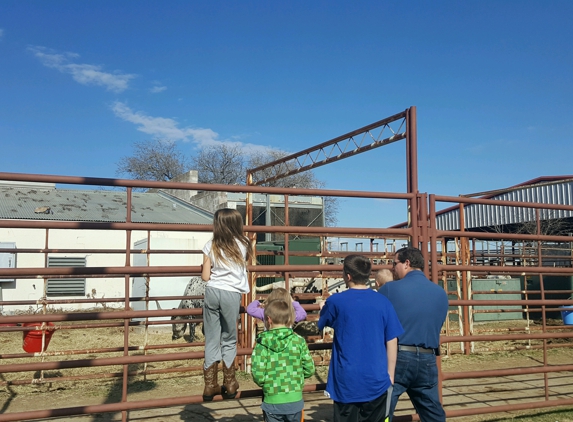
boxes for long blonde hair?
[211,208,253,267]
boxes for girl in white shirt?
[201,208,253,401]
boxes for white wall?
[0,228,211,314]
[131,234,210,321]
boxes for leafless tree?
[248,150,339,226]
[191,144,246,185]
[322,197,339,227]
[247,150,322,189]
[116,139,189,182]
[117,141,338,226]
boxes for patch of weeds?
[236,371,252,382]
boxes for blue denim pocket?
[420,355,439,387]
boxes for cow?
[171,277,205,342]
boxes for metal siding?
[436,180,573,231]
[473,278,523,322]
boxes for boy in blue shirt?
[318,255,403,422]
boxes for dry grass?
[1,313,572,419]
[0,315,330,402]
[1,319,205,394]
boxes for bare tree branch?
[116,139,189,182]
[248,150,338,226]
[191,144,246,185]
[116,141,339,226]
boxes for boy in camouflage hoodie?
[251,299,315,422]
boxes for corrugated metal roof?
[0,186,213,224]
[436,178,573,231]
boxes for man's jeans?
[389,350,446,422]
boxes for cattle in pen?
[171,277,205,342]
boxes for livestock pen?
[1,107,573,421]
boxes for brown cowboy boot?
[222,361,239,399]
[202,361,221,401]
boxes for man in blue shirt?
[319,255,403,422]
[379,246,449,422]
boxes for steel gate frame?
[0,107,572,420]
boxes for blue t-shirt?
[379,270,449,349]
[318,288,403,403]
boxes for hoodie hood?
[256,327,295,353]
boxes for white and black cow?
[171,277,205,342]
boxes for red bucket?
[22,322,55,353]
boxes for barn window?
[47,257,86,296]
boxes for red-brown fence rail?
[0,167,572,421]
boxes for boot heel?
[202,393,216,402]
[221,385,237,400]
[222,362,239,399]
[202,361,222,401]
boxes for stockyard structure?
[0,107,572,421]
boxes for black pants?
[333,389,390,422]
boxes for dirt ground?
[1,319,573,421]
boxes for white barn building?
[0,181,213,314]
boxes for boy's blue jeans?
[263,411,302,422]
[389,350,446,422]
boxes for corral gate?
[0,107,572,421]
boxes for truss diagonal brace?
[247,109,409,186]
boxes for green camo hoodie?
[251,327,315,404]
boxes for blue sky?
[1,1,572,230]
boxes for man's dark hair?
[395,246,425,271]
[343,255,371,284]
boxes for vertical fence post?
[122,187,133,422]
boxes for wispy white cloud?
[28,46,135,93]
[111,101,219,144]
[111,101,269,152]
[150,85,167,93]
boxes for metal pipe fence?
[0,169,572,421]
